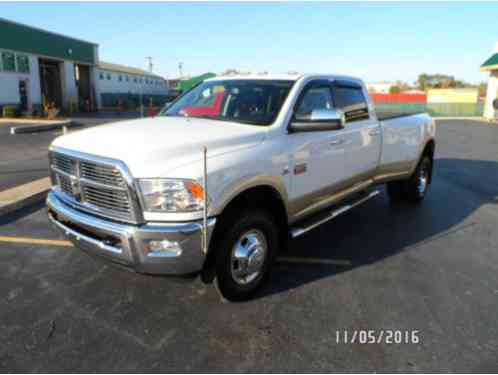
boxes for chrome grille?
[58,174,73,196]
[80,161,125,187]
[52,153,76,175]
[50,150,138,223]
[82,185,131,213]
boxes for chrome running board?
[290,190,381,238]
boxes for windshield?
[160,79,294,126]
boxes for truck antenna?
[202,146,208,254]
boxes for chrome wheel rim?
[418,165,428,194]
[230,229,268,285]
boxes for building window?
[16,55,30,74]
[106,73,111,80]
[118,75,122,82]
[126,76,129,82]
[99,72,104,80]
[2,51,16,72]
[134,77,137,83]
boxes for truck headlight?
[138,179,205,212]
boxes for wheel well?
[423,139,435,183]
[424,139,435,159]
[200,185,289,283]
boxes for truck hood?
[51,116,267,177]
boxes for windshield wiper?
[162,113,185,118]
[189,115,265,126]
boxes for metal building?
[0,18,169,115]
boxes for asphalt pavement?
[1,120,498,372]
[0,114,139,191]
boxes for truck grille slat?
[83,187,128,200]
[52,154,76,175]
[83,193,131,208]
[83,195,130,208]
[50,151,137,223]
[58,175,74,195]
[83,190,129,203]
[80,161,125,187]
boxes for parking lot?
[0,114,139,191]
[1,119,498,372]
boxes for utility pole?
[142,57,153,118]
[178,62,183,78]
[146,56,153,73]
[140,78,144,118]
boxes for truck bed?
[376,111,425,121]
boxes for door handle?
[329,139,345,146]
[369,129,381,136]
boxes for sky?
[1,2,497,84]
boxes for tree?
[416,73,474,91]
[220,69,241,76]
[389,85,401,94]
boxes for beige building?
[427,88,478,104]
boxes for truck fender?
[210,174,289,218]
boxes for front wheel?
[214,210,279,301]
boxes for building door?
[75,64,91,111]
[39,59,62,109]
[19,81,28,112]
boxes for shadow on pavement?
[254,158,498,299]
[0,201,45,226]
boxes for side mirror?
[290,108,345,132]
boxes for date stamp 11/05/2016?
[336,330,420,345]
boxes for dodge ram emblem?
[70,176,82,201]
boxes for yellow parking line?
[0,236,72,247]
[0,236,353,266]
[277,256,352,266]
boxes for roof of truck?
[206,74,302,81]
[205,73,364,83]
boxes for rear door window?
[333,82,369,123]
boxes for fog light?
[147,239,182,257]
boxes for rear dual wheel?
[387,155,432,203]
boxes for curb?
[0,178,51,216]
[10,120,78,134]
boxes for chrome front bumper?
[46,191,216,275]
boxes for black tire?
[214,210,279,301]
[386,180,404,202]
[387,155,432,203]
[402,155,432,203]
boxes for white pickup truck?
[47,74,435,300]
